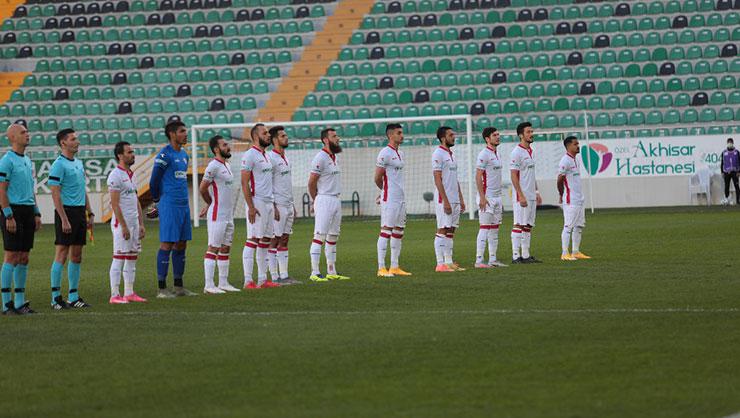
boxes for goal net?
[189,115,477,228]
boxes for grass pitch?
[1,207,739,418]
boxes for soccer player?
[49,129,93,309]
[107,141,147,304]
[510,122,542,264]
[149,121,197,298]
[374,123,412,278]
[0,123,41,315]
[307,128,350,282]
[474,127,507,268]
[432,126,466,272]
[199,135,240,293]
[241,124,280,289]
[557,136,591,261]
[268,126,301,285]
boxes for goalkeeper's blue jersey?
[151,144,190,207]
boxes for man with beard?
[107,141,147,304]
[474,127,507,268]
[432,126,466,272]
[199,135,240,293]
[510,121,542,264]
[307,128,350,282]
[49,129,94,309]
[149,120,197,298]
[268,126,301,285]
[241,124,280,289]
[557,136,591,261]
[0,123,42,314]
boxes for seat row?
[22,69,274,88]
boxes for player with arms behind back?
[268,126,301,285]
[149,120,197,298]
[374,123,412,278]
[510,122,542,264]
[432,126,466,272]
[199,135,240,293]
[474,127,507,268]
[307,128,350,282]
[107,141,147,304]
[557,136,591,261]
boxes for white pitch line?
[34,307,740,317]
[719,413,740,418]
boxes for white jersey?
[510,144,537,200]
[310,149,341,196]
[269,149,293,206]
[559,153,584,206]
[241,146,273,202]
[376,145,405,203]
[203,158,235,222]
[476,146,503,198]
[432,146,459,204]
[107,166,139,224]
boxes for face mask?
[728,144,735,150]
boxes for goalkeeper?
[148,121,197,298]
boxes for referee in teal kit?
[0,123,42,315]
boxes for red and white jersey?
[107,166,139,224]
[240,146,273,202]
[558,153,584,205]
[203,158,235,221]
[476,146,503,198]
[510,144,537,200]
[310,149,341,196]
[432,146,460,204]
[376,145,405,203]
[270,150,293,206]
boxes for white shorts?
[435,201,461,229]
[513,200,536,227]
[477,196,503,225]
[111,218,142,255]
[246,199,274,238]
[563,204,585,229]
[380,201,406,229]
[314,194,341,236]
[273,204,294,237]
[207,219,234,248]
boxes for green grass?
[2,207,739,418]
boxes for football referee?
[0,124,41,315]
[48,129,93,310]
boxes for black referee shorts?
[55,206,87,246]
[0,204,36,252]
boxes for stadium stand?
[0,0,738,148]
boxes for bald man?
[0,124,42,315]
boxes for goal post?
[190,114,476,228]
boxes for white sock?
[123,257,136,296]
[511,228,522,260]
[217,254,230,286]
[444,234,454,265]
[325,239,337,275]
[277,247,289,279]
[487,226,499,262]
[377,232,390,269]
[476,226,488,263]
[204,252,217,288]
[310,239,322,275]
[390,231,402,269]
[256,244,268,284]
[561,227,571,254]
[242,243,256,284]
[434,234,446,265]
[572,226,583,253]
[109,257,124,297]
[521,229,531,259]
[268,249,278,280]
